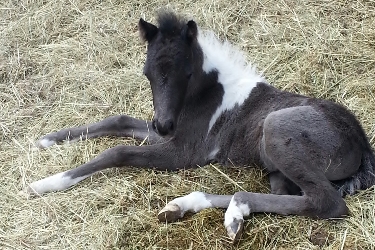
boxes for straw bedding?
[1,0,374,249]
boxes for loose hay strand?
[1,0,375,249]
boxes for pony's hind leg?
[36,115,161,148]
[225,106,350,243]
[158,192,232,222]
[223,191,341,242]
[224,174,348,242]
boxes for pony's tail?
[337,149,375,197]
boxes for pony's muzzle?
[152,118,175,137]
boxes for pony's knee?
[231,191,250,205]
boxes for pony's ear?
[139,18,158,42]
[184,20,198,43]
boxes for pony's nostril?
[167,121,174,132]
[152,120,157,131]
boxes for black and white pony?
[23,11,375,242]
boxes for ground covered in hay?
[1,0,374,249]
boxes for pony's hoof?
[35,137,56,149]
[226,218,244,244]
[158,203,183,223]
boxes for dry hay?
[1,0,375,249]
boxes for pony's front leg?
[36,115,161,148]
[23,143,176,195]
[158,192,232,222]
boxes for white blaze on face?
[197,30,266,132]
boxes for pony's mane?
[197,30,266,131]
[197,30,263,84]
[157,11,187,37]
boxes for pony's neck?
[196,29,266,131]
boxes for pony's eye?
[187,73,192,79]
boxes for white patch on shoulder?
[224,197,251,228]
[197,30,266,131]
[26,171,91,195]
[37,138,56,148]
[168,191,212,215]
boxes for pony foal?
[24,11,375,242]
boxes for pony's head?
[139,11,199,137]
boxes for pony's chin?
[153,126,175,140]
[157,132,175,140]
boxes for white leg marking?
[159,191,212,218]
[224,197,251,228]
[36,138,56,148]
[25,171,91,195]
